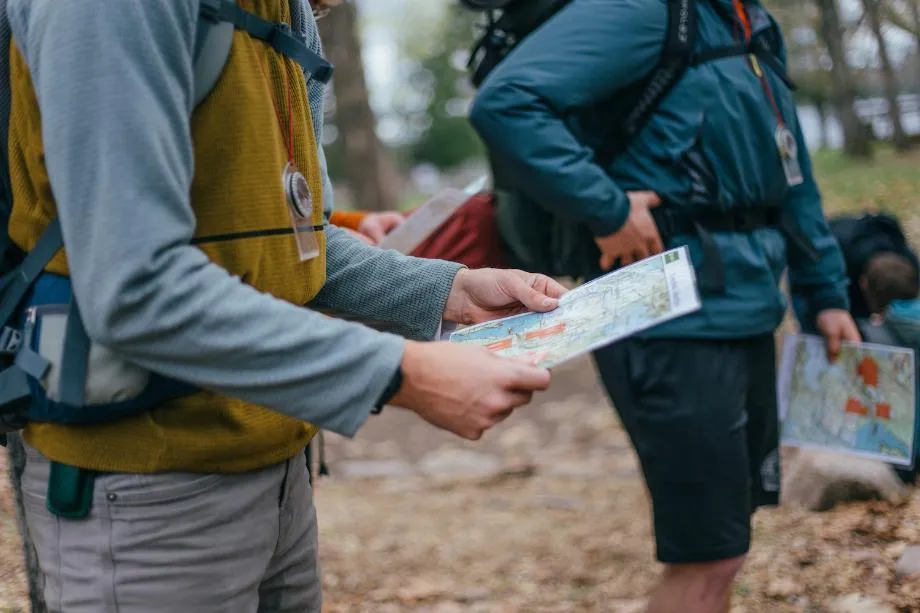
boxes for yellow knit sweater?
[8,0,324,473]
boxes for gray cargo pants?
[20,443,322,613]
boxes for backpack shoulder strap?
[198,0,333,83]
[193,2,235,106]
[193,0,335,104]
[596,0,697,164]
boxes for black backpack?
[461,0,794,280]
[830,212,919,282]
[829,212,920,318]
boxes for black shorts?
[593,334,780,565]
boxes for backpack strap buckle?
[0,325,21,355]
[269,22,293,42]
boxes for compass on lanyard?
[736,1,803,187]
[775,124,796,160]
[283,162,313,219]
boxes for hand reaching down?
[594,191,664,270]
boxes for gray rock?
[418,448,502,478]
[782,449,908,512]
[895,545,920,578]
[827,594,895,613]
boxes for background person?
[461,0,862,611]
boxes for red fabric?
[408,192,510,269]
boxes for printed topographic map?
[449,247,702,368]
[779,333,917,466]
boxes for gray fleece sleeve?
[8,0,437,437]
[312,226,464,340]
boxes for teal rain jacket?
[469,0,850,339]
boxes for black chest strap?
[692,38,796,91]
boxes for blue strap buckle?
[269,22,293,42]
[0,326,22,355]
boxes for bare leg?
[647,556,745,613]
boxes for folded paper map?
[778,333,917,466]
[378,176,488,255]
[449,246,702,368]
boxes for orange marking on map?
[875,402,891,420]
[524,322,566,341]
[857,356,879,387]
[486,338,513,352]
[845,397,868,416]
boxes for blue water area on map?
[451,311,554,343]
[855,420,911,457]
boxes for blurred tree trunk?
[318,1,398,211]
[861,0,912,150]
[815,98,830,149]
[815,0,873,157]
[909,0,920,89]
[6,433,48,613]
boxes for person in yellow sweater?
[3,1,566,611]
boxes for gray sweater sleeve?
[8,0,453,438]
[313,226,463,340]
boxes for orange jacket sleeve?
[329,210,368,231]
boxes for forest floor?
[2,147,920,613]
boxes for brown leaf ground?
[5,353,920,612]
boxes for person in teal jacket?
[467,0,861,611]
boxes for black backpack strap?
[616,0,696,142]
[0,219,63,327]
[596,0,697,164]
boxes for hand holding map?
[449,247,702,368]
[778,333,917,466]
